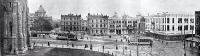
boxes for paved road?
[31,35,199,56]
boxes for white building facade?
[145,13,195,40]
[108,13,138,35]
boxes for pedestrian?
[128,40,130,43]
[48,42,50,46]
[116,45,118,50]
[34,42,35,46]
[112,53,113,56]
[85,44,88,48]
[125,46,127,50]
[121,39,122,42]
[150,42,152,47]
[90,44,93,50]
[72,43,74,47]
[103,45,104,52]
[166,42,168,45]
[109,35,111,38]
[116,39,117,42]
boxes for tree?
[31,17,53,31]
[52,19,60,28]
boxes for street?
[30,34,199,56]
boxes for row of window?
[62,17,80,21]
[63,22,80,25]
[178,18,194,23]
[162,25,194,31]
[110,21,137,24]
[109,25,137,27]
[91,29,106,34]
[91,24,107,28]
[178,25,194,31]
[90,19,107,23]
[63,26,81,31]
[148,18,194,24]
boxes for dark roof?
[186,37,200,42]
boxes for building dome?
[113,12,119,17]
[140,16,145,22]
[36,5,46,13]
[35,5,47,17]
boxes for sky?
[140,0,200,15]
[28,0,200,20]
[28,0,140,20]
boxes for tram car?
[129,39,153,46]
[56,32,78,41]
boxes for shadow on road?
[22,47,112,56]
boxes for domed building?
[108,12,139,35]
[29,5,53,31]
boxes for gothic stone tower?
[0,0,30,55]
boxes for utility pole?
[184,30,186,56]
[130,49,131,56]
[123,35,125,55]
[136,31,139,56]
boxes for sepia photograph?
[0,0,200,56]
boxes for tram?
[55,32,78,41]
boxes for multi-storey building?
[0,0,30,55]
[87,13,108,36]
[81,19,88,31]
[108,13,138,35]
[61,14,81,31]
[145,12,195,40]
[195,11,200,37]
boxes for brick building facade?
[87,13,109,36]
[61,14,81,31]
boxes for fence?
[31,42,153,56]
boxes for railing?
[31,42,152,56]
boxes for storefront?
[145,31,193,41]
[185,37,200,55]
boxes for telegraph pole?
[136,31,139,56]
[184,29,186,56]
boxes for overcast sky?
[140,0,200,15]
[28,0,200,20]
[28,0,140,20]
